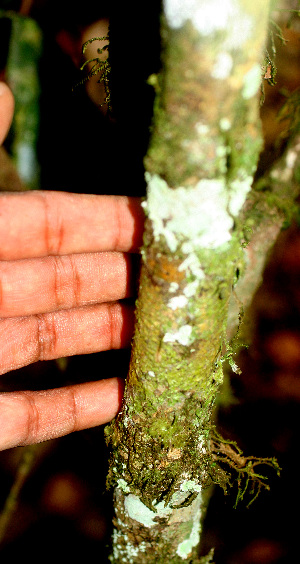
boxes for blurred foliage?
[0,11,42,188]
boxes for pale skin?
[0,82,145,451]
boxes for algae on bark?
[105,1,275,562]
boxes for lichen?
[117,479,131,493]
[145,174,232,250]
[228,176,253,216]
[112,529,147,563]
[124,494,173,528]
[178,253,205,281]
[145,172,254,253]
[124,495,157,528]
[176,494,202,559]
[167,295,189,310]
[180,480,202,493]
[163,324,194,346]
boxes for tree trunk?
[104,1,287,562]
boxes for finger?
[0,377,124,450]
[0,82,14,145]
[0,191,145,260]
[0,252,137,317]
[0,302,134,375]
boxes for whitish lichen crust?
[176,493,202,559]
[117,479,131,493]
[167,295,189,310]
[145,173,252,251]
[163,324,194,346]
[124,495,172,528]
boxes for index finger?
[0,191,145,260]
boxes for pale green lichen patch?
[167,295,189,310]
[145,173,252,251]
[112,529,147,564]
[117,479,131,493]
[180,479,202,493]
[178,252,205,301]
[124,494,172,528]
[176,493,202,559]
[124,495,157,528]
[178,252,205,280]
[145,174,231,250]
[228,176,253,215]
[169,281,179,293]
[163,324,194,346]
[183,280,200,298]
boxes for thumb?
[0,82,14,145]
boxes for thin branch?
[0,444,38,543]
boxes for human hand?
[0,82,145,450]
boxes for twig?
[19,0,34,16]
[0,444,38,543]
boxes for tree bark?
[105,2,279,562]
[227,129,300,341]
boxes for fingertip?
[115,376,126,414]
[94,376,126,424]
[0,82,14,145]
[0,82,11,96]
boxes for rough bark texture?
[105,2,274,562]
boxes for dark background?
[0,1,300,562]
